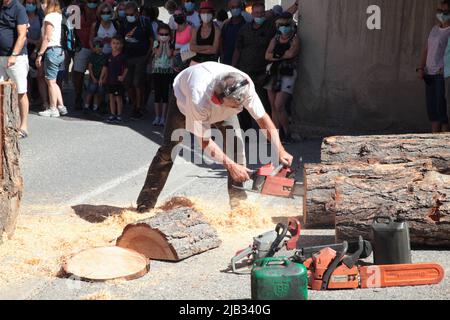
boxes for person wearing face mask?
[234,1,299,130]
[119,1,154,119]
[169,0,200,30]
[171,8,192,73]
[115,1,126,23]
[89,2,118,56]
[151,23,173,127]
[220,0,246,66]
[417,0,450,133]
[264,12,299,144]
[189,1,220,64]
[72,0,99,110]
[135,61,293,213]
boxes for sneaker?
[115,116,123,123]
[39,107,60,118]
[106,115,116,123]
[58,106,68,116]
[152,117,160,126]
[158,117,165,127]
[82,106,90,114]
[92,105,99,112]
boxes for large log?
[303,162,382,228]
[321,134,450,173]
[0,82,22,244]
[116,206,222,261]
[330,161,450,247]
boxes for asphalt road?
[5,84,449,300]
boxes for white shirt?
[173,62,266,138]
[42,12,62,47]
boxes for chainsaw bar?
[359,263,445,289]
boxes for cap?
[199,1,214,11]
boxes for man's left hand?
[279,149,294,167]
[7,56,16,68]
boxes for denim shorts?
[44,47,65,81]
[87,81,105,95]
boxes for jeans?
[44,47,65,81]
[137,92,248,210]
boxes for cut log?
[321,134,450,173]
[330,162,450,247]
[116,206,222,261]
[0,81,22,244]
[63,247,150,281]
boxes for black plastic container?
[371,216,412,265]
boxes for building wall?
[294,0,438,136]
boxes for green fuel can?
[251,257,308,300]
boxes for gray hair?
[212,72,250,104]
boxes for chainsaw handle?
[254,257,292,268]
[231,246,254,274]
[267,223,288,257]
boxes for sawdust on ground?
[0,196,282,292]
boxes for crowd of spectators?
[0,0,300,142]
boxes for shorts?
[125,55,147,88]
[72,47,91,73]
[264,70,297,95]
[107,84,124,96]
[87,81,106,95]
[444,77,450,123]
[0,55,29,94]
[424,74,449,124]
[44,47,65,81]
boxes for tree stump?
[330,162,450,247]
[321,134,450,173]
[116,206,222,261]
[0,81,22,244]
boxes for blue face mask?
[184,2,195,12]
[254,17,265,25]
[87,3,98,9]
[126,15,136,23]
[230,8,241,17]
[26,4,37,12]
[118,10,126,18]
[278,26,292,35]
[101,14,112,22]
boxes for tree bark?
[330,161,450,247]
[0,82,22,244]
[321,134,450,173]
[116,206,222,261]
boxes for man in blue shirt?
[0,0,30,138]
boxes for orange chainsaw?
[292,237,445,290]
[233,162,304,198]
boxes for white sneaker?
[57,106,68,116]
[39,107,60,118]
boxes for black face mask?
[174,15,186,25]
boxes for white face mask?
[200,13,213,23]
[158,35,169,42]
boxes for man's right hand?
[227,162,253,183]
[417,68,425,80]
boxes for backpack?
[61,9,82,54]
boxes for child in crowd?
[151,24,173,126]
[85,38,108,113]
[100,36,128,123]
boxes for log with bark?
[321,134,450,173]
[0,82,22,244]
[329,161,450,247]
[116,206,222,261]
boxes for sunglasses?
[102,11,112,14]
[158,33,170,36]
[437,9,450,14]
[126,14,135,17]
